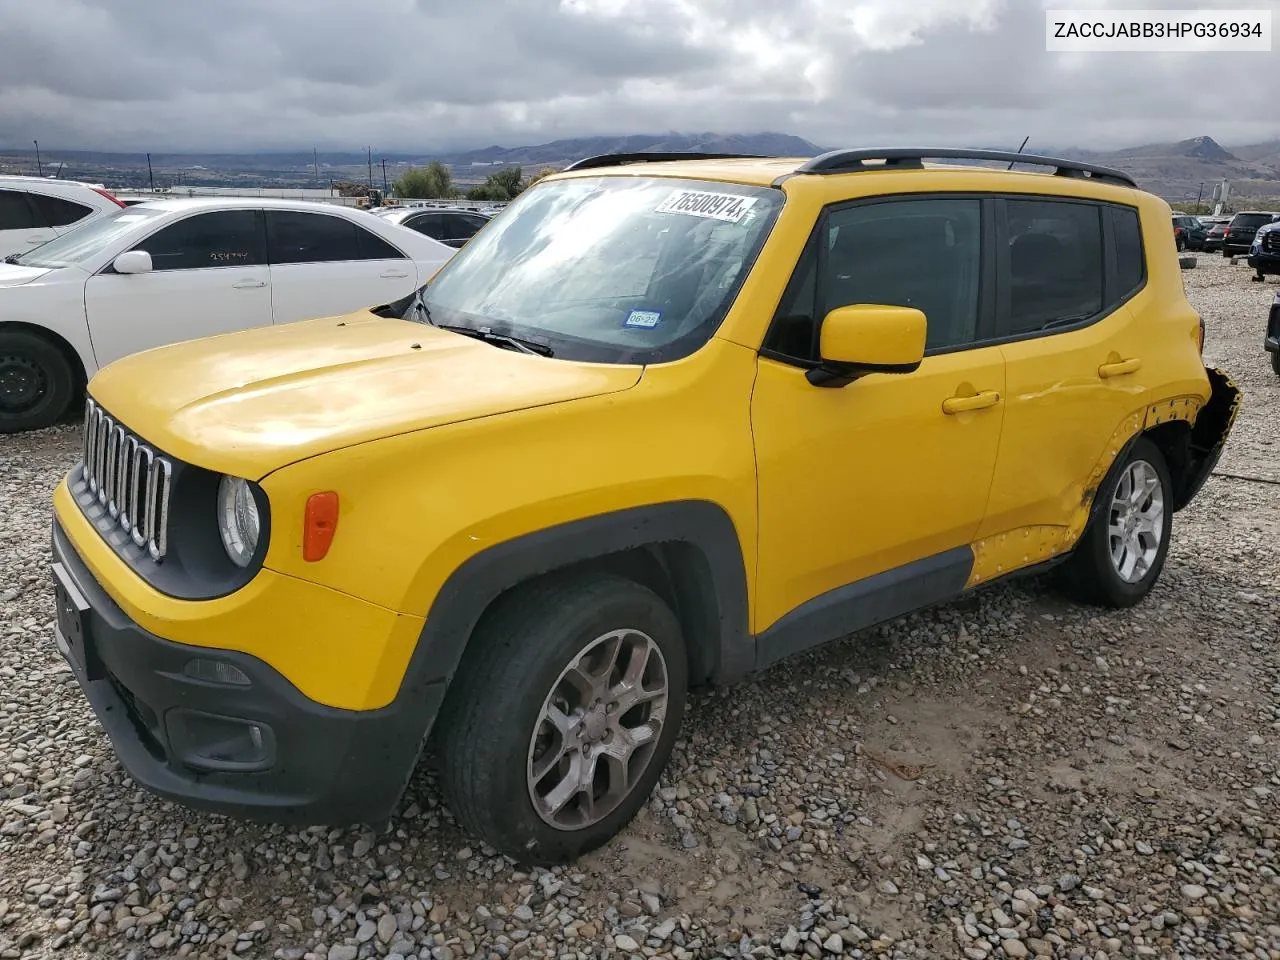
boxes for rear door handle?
[1098,357,1142,378]
[379,270,410,279]
[942,390,1001,415]
[232,279,267,289]
[25,236,46,245]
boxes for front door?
[752,195,1005,640]
[84,209,273,368]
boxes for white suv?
[0,176,126,260]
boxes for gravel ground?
[1,254,1277,960]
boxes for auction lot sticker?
[656,189,758,223]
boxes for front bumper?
[50,518,444,825]
[1247,251,1280,274]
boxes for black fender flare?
[396,500,752,708]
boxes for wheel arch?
[0,320,90,397]
[400,500,752,713]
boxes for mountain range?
[1,133,1278,204]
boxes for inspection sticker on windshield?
[624,309,663,329]
[655,189,758,223]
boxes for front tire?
[435,573,687,866]
[1271,350,1280,376]
[0,330,77,433]
[1057,438,1173,609]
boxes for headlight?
[217,476,260,567]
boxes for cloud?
[0,0,1276,152]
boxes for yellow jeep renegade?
[50,148,1239,865]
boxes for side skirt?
[752,546,1075,673]
[754,547,974,671]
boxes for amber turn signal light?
[303,492,339,562]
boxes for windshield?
[12,207,165,268]
[414,175,784,364]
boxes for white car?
[0,197,455,432]
[0,176,127,260]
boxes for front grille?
[1263,232,1280,252]
[80,398,172,561]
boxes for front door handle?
[232,279,267,289]
[942,390,1001,415]
[1098,357,1142,379]
[25,236,46,245]
[379,270,410,279]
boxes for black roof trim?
[792,148,1137,188]
[562,152,774,172]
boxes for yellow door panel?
[979,304,1152,541]
[751,348,1005,632]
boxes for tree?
[525,166,557,189]
[465,165,531,202]
[393,161,458,199]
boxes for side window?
[405,213,443,240]
[1110,206,1144,298]
[30,193,93,228]
[1004,199,1103,336]
[355,224,406,260]
[823,198,983,352]
[442,213,485,241]
[132,210,266,271]
[763,197,983,359]
[0,189,40,231]
[267,211,363,264]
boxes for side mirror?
[112,250,153,275]
[808,304,927,387]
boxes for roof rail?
[793,148,1137,188]
[563,151,773,172]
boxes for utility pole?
[33,139,42,176]
[147,152,155,192]
[313,147,320,188]
[381,158,389,194]
[367,146,373,190]
[1195,182,1205,212]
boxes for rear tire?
[1271,350,1280,377]
[1056,438,1173,609]
[0,330,77,433]
[435,573,687,866]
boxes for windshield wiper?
[3,255,22,265]
[434,323,554,357]
[410,290,553,357]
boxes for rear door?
[979,197,1151,544]
[264,209,416,323]
[83,208,273,367]
[0,189,56,258]
[28,191,97,237]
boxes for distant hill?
[2,132,1278,204]
[1055,135,1280,204]
[441,132,826,168]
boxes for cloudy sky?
[0,0,1276,153]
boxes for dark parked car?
[376,206,492,248]
[1171,213,1206,250]
[1222,210,1280,257]
[1201,217,1230,251]
[1248,221,1280,283]
[1265,290,1280,376]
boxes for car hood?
[87,311,643,479]
[0,263,56,287]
